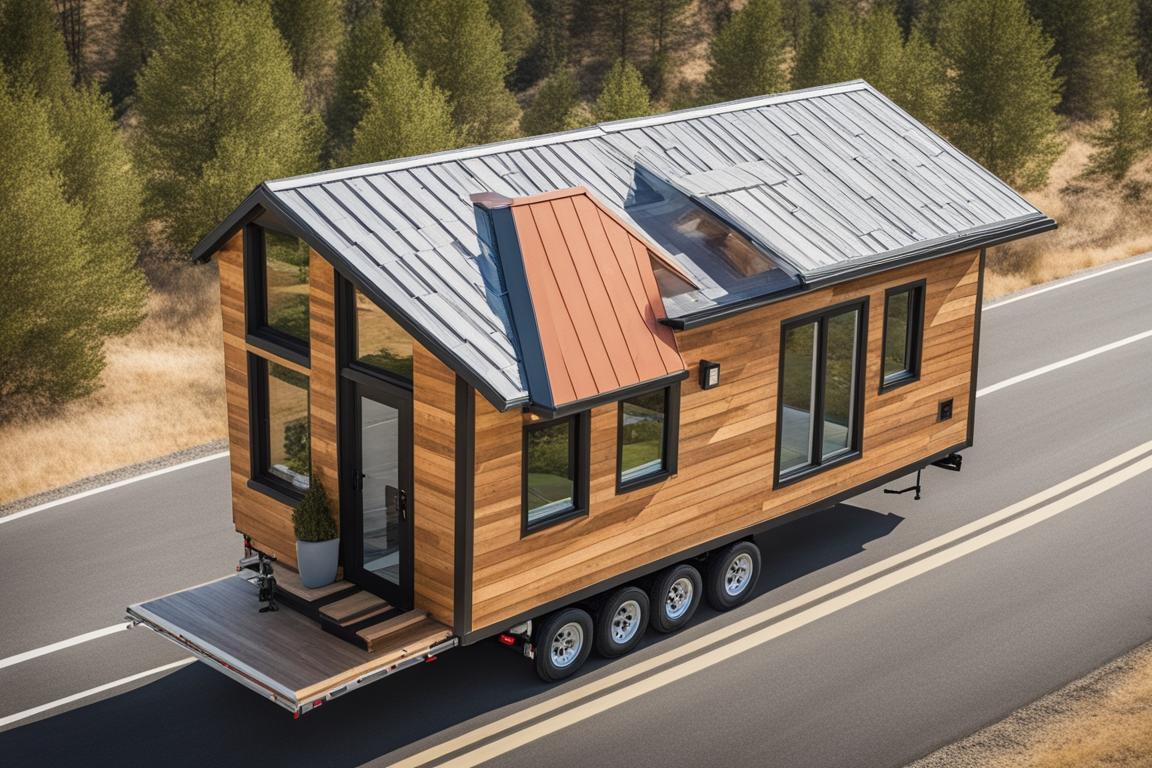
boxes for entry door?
[344,378,413,610]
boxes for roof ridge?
[264,81,873,192]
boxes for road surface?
[1,255,1150,768]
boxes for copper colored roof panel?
[503,188,685,409]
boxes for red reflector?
[293,712,300,720]
[425,655,438,662]
[498,633,516,646]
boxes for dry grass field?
[1,126,1150,506]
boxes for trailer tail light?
[498,633,516,646]
[425,655,438,663]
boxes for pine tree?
[55,0,86,83]
[793,7,946,125]
[704,0,788,101]
[646,0,692,100]
[532,0,574,77]
[522,68,589,135]
[1138,0,1152,91]
[937,0,1063,190]
[1085,64,1152,182]
[1027,0,1136,120]
[133,0,319,253]
[344,47,460,166]
[594,59,650,121]
[270,0,343,110]
[488,0,538,67]
[0,0,73,98]
[326,11,393,157]
[105,0,162,114]
[48,84,148,335]
[0,77,144,418]
[407,0,521,143]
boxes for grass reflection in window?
[619,390,666,484]
[267,362,310,490]
[264,230,310,342]
[525,418,576,526]
[355,289,414,380]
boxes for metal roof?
[193,80,1054,411]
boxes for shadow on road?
[0,502,903,767]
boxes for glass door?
[343,377,412,609]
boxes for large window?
[250,357,311,496]
[617,386,679,492]
[777,300,867,483]
[246,223,310,358]
[881,282,925,391]
[354,288,413,381]
[523,414,589,533]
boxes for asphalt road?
[1,255,1151,768]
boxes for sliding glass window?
[777,300,867,483]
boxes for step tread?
[319,591,392,626]
[356,611,429,645]
[274,568,355,604]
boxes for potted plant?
[293,478,339,588]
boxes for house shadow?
[0,502,903,768]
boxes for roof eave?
[664,213,1057,330]
[527,370,689,419]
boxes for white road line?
[977,328,1152,397]
[985,253,1152,310]
[0,658,194,731]
[0,451,229,526]
[0,623,131,672]
[409,452,1152,768]
[388,440,1152,768]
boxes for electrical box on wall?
[938,398,954,421]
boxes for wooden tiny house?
[128,81,1054,714]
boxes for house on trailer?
[128,81,1054,714]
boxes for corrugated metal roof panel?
[197,81,1051,409]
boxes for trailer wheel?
[649,563,702,634]
[705,540,762,611]
[595,586,649,657]
[534,607,594,682]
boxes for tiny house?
[128,81,1054,714]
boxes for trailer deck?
[126,574,455,716]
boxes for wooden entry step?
[319,590,393,628]
[272,567,358,617]
[355,611,451,654]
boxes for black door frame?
[334,274,415,610]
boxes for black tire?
[595,586,649,658]
[705,540,762,611]
[648,563,703,634]
[534,607,594,682]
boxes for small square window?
[617,385,679,492]
[523,414,588,534]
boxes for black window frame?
[244,223,310,367]
[343,281,416,390]
[879,280,926,393]
[616,383,680,494]
[247,353,312,504]
[521,412,591,536]
[773,297,869,488]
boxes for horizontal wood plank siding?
[412,344,456,625]
[469,250,980,631]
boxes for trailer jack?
[883,453,964,500]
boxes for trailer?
[129,81,1054,711]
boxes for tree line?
[1,0,1150,419]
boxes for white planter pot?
[296,538,340,588]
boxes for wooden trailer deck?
[126,575,455,715]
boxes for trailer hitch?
[883,453,964,500]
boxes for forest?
[1,0,1151,504]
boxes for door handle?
[398,489,408,521]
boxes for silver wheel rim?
[550,621,584,668]
[724,553,754,597]
[610,599,643,644]
[665,577,694,620]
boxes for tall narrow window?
[250,357,311,496]
[523,414,589,533]
[881,282,924,391]
[617,386,679,492]
[777,300,867,484]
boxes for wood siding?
[468,250,981,632]
[412,344,456,625]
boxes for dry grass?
[985,127,1152,299]
[0,260,226,504]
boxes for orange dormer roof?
[475,187,688,412]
